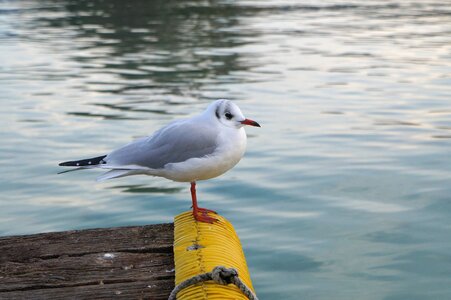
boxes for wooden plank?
[0,224,175,299]
[0,280,174,300]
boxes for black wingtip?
[58,155,107,167]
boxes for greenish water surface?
[1,1,451,299]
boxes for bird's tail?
[96,169,139,181]
[59,155,107,167]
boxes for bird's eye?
[225,112,233,120]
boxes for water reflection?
[27,0,261,102]
[2,1,451,300]
[66,111,140,120]
[108,184,182,194]
[92,102,171,114]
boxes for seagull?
[59,99,260,223]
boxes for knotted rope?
[168,266,258,300]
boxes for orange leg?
[197,207,217,214]
[190,182,217,223]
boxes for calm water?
[1,0,451,299]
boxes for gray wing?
[104,119,218,169]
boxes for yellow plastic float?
[173,211,256,299]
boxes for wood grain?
[0,224,174,299]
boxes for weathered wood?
[0,223,175,299]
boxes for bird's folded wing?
[97,169,139,181]
[104,120,218,169]
[97,164,151,170]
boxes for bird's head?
[209,99,261,129]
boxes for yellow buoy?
[173,211,255,299]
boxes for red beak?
[241,118,261,127]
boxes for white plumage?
[59,99,260,223]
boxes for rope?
[168,266,259,300]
